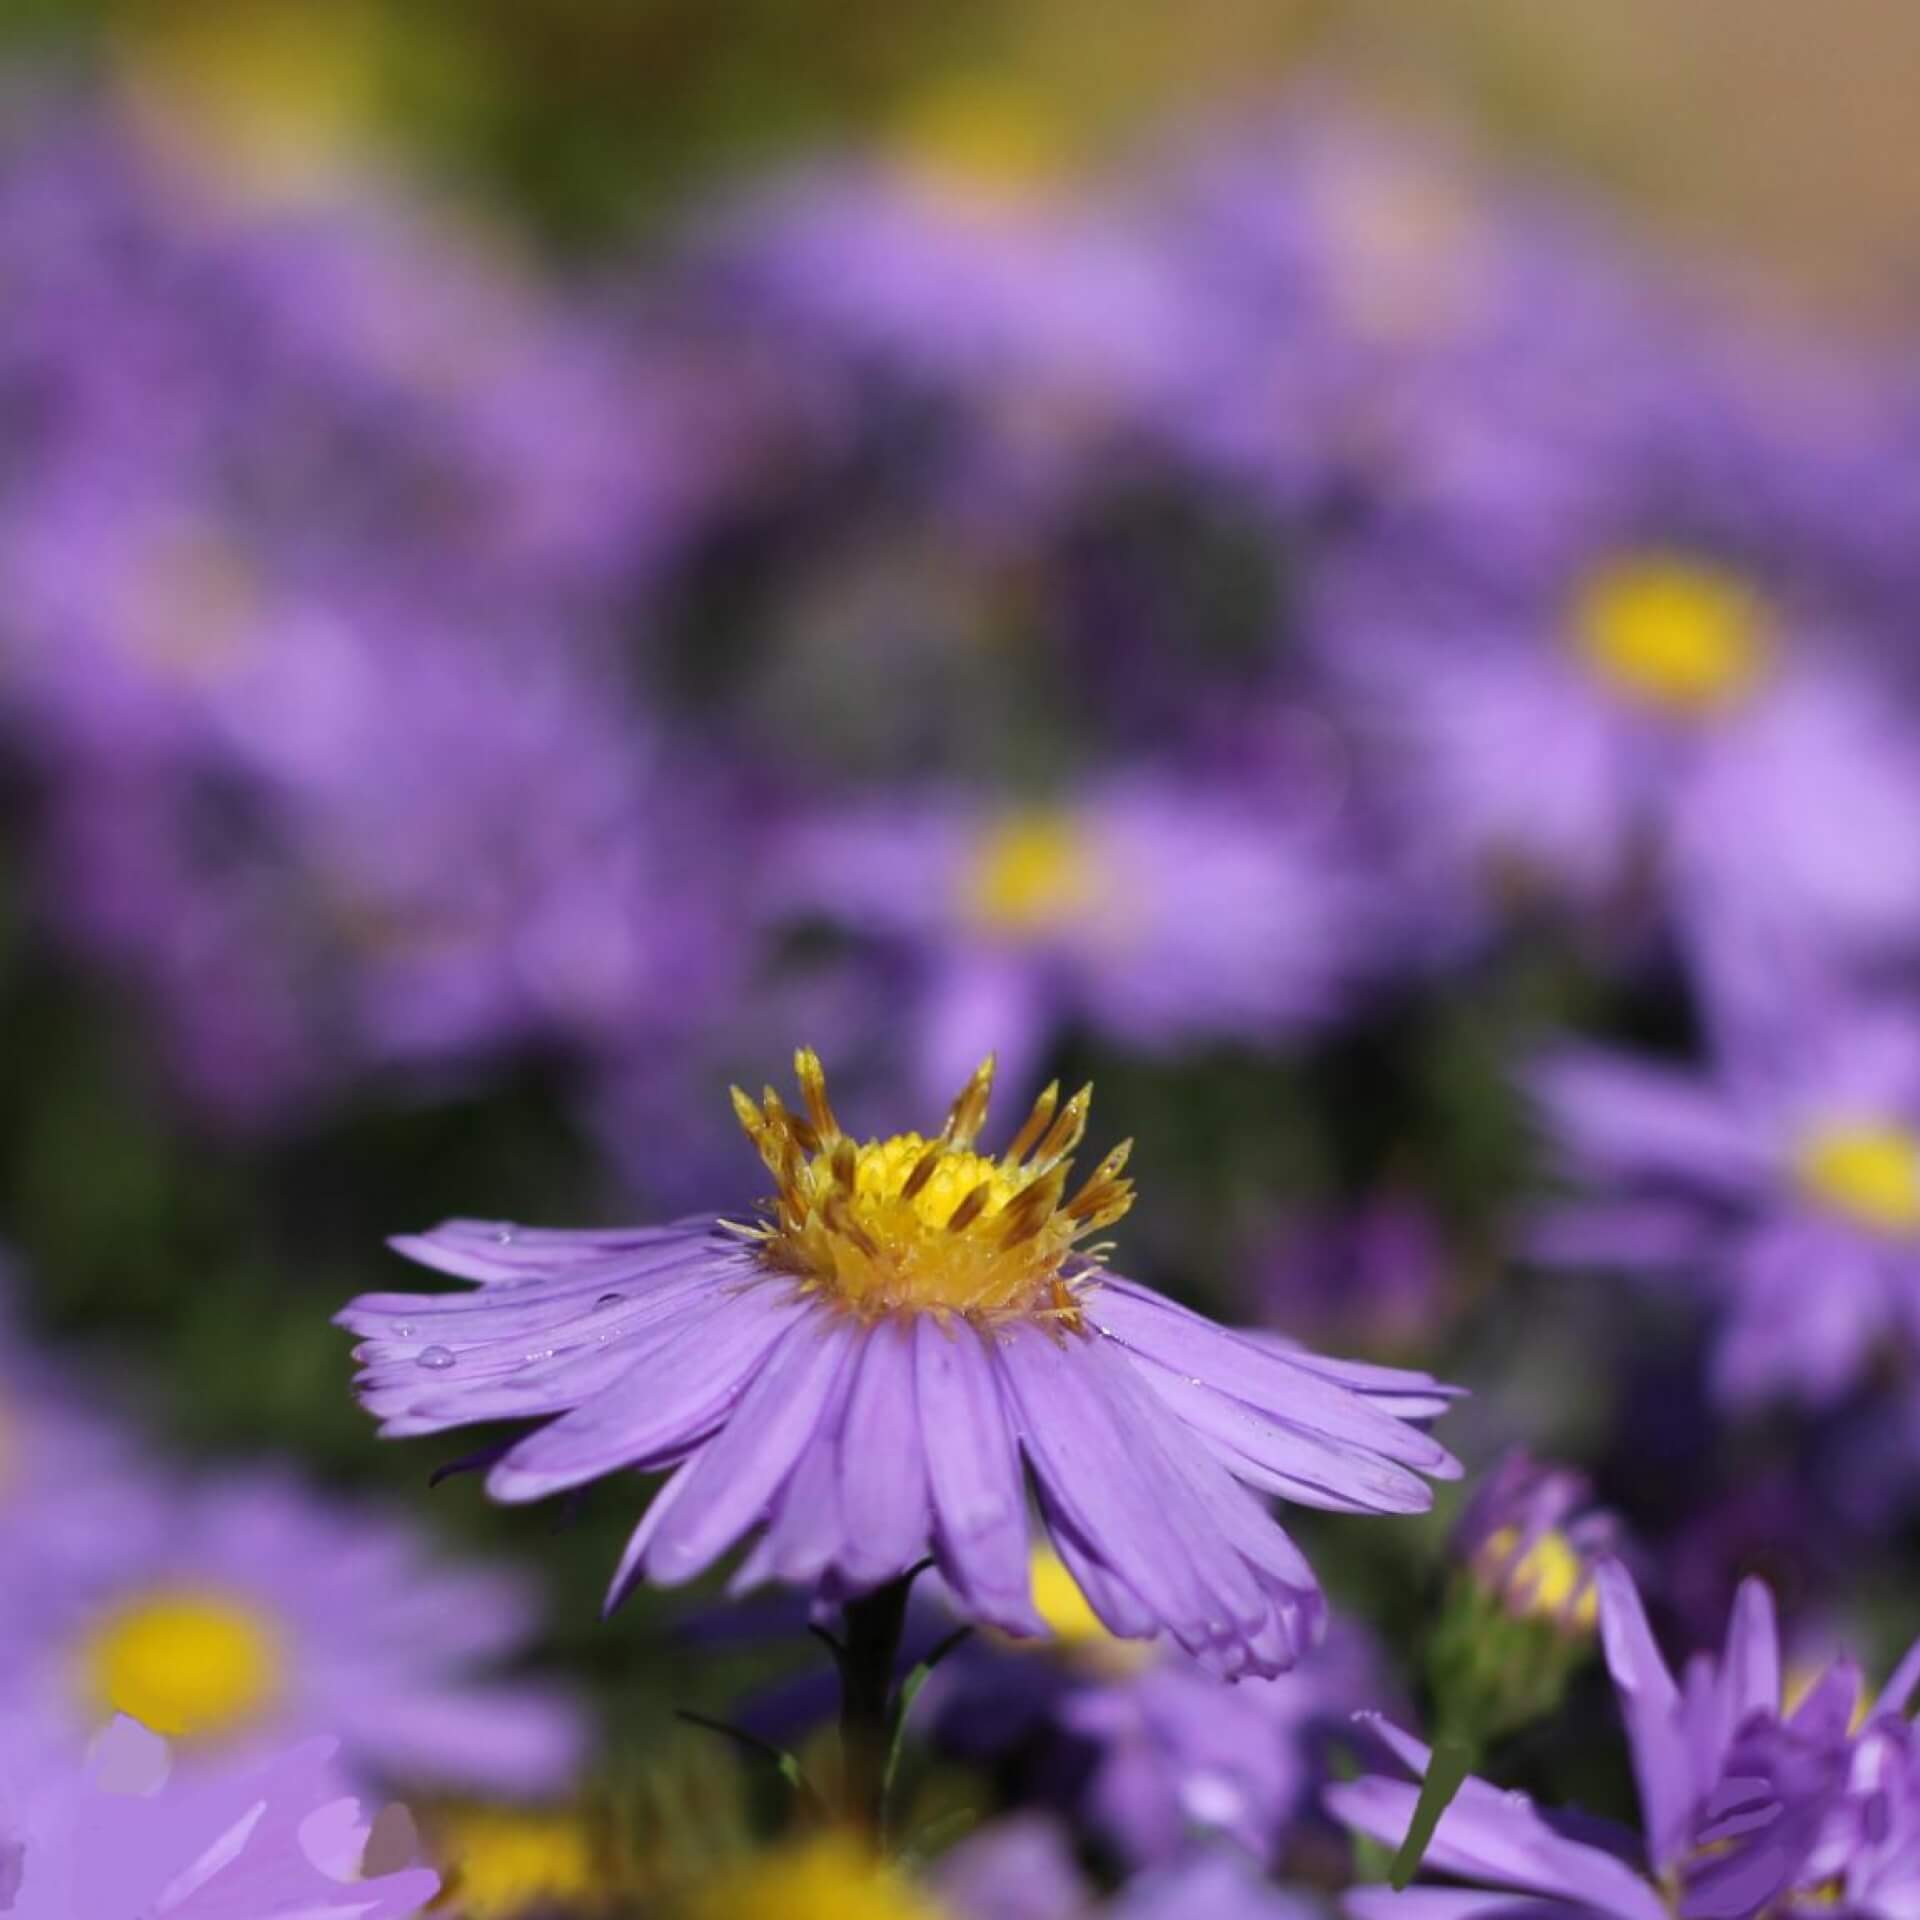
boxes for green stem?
[1390,1734,1476,1890]
[837,1575,916,1836]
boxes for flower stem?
[837,1574,916,1837]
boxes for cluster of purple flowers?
[8,48,1920,1920]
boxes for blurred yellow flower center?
[1005,1545,1155,1676]
[961,811,1101,938]
[428,1807,602,1919]
[1478,1526,1597,1631]
[114,0,386,203]
[1574,556,1769,715]
[1798,1124,1920,1235]
[84,1587,284,1741]
[734,1052,1134,1325]
[892,77,1067,208]
[684,1830,951,1920]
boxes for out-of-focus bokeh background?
[6,0,1920,1905]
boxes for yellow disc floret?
[1477,1526,1598,1632]
[960,809,1103,939]
[1798,1123,1920,1236]
[1573,554,1770,716]
[83,1586,285,1741]
[732,1052,1134,1326]
[891,75,1068,210]
[682,1829,951,1920]
[428,1807,607,1919]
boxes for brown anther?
[1029,1084,1092,1172]
[793,1047,842,1144]
[823,1192,881,1260]
[940,1056,997,1150]
[1004,1081,1061,1165]
[828,1136,859,1193]
[899,1141,945,1203]
[730,1085,769,1147]
[758,1087,817,1155]
[1065,1141,1133,1219]
[998,1166,1067,1246]
[945,1180,997,1235]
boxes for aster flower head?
[1452,1452,1616,1635]
[0,1470,581,1800]
[1526,992,1920,1411]
[779,778,1372,1101]
[1328,1560,1920,1920]
[342,1051,1460,1680]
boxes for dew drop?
[416,1345,455,1371]
[596,1293,623,1307]
[493,1229,516,1246]
[392,1323,415,1339]
[1504,1791,1532,1811]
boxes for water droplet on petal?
[1504,1790,1532,1811]
[392,1323,414,1338]
[416,1346,456,1371]
[596,1293,623,1307]
[494,1229,516,1246]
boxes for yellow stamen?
[1478,1526,1597,1632]
[82,1587,284,1741]
[889,75,1067,209]
[427,1807,606,1919]
[1798,1123,1920,1236]
[734,1054,1133,1326]
[1573,554,1770,715]
[960,810,1103,938]
[684,1830,951,1920]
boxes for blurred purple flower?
[342,1052,1457,1679]
[0,1715,437,1919]
[1328,1561,1909,1920]
[1526,998,1920,1409]
[776,777,1375,1101]
[0,1470,581,1799]
[1256,1198,1449,1353]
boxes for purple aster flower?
[1451,1452,1617,1635]
[1328,1560,1919,1920]
[924,1545,1388,1869]
[0,1469,581,1799]
[0,1715,438,1918]
[775,780,1374,1101]
[342,1051,1459,1679]
[1526,994,1920,1410]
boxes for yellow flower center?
[960,810,1103,939]
[428,1808,604,1919]
[1573,555,1770,716]
[82,1587,284,1742]
[1478,1526,1598,1631]
[996,1545,1155,1677]
[733,1052,1134,1325]
[1798,1124,1920,1235]
[890,76,1068,209]
[684,1831,951,1920]
[114,0,387,202]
